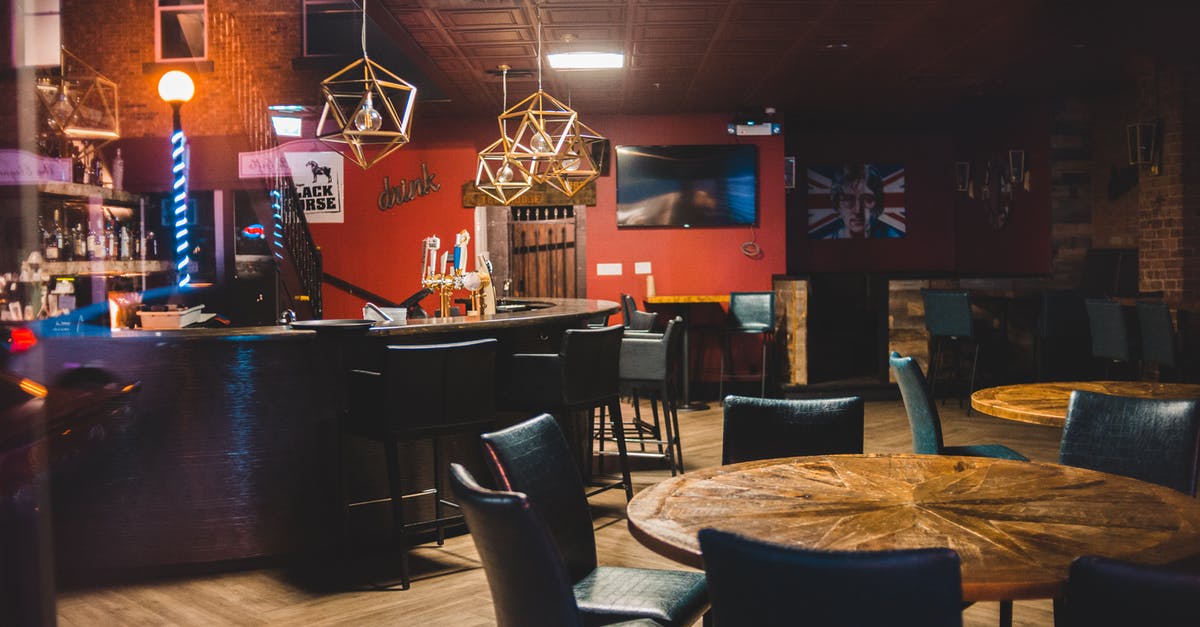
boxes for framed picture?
[807,163,907,239]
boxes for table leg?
[678,309,708,411]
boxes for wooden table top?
[644,295,730,304]
[626,454,1200,602]
[970,381,1200,427]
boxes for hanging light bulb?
[530,133,550,153]
[497,163,514,183]
[352,92,383,132]
[317,0,416,168]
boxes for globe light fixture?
[157,70,195,288]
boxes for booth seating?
[341,338,498,589]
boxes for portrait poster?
[284,151,344,224]
[807,163,906,239]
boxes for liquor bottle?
[111,149,124,191]
[45,209,63,261]
[119,224,131,260]
[73,223,87,260]
[90,155,104,187]
[72,155,85,184]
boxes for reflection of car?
[0,325,140,502]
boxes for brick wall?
[1137,65,1200,305]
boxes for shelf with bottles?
[36,198,168,270]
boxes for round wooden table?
[626,454,1200,602]
[970,381,1200,427]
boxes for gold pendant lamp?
[475,66,533,205]
[317,0,417,169]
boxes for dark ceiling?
[354,0,1196,124]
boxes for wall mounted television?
[616,144,758,227]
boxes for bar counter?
[9,298,617,581]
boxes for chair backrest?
[346,338,497,437]
[559,324,624,407]
[699,529,963,627]
[722,395,864,464]
[480,414,597,582]
[1137,300,1177,368]
[621,294,657,331]
[447,463,582,627]
[728,292,775,332]
[619,316,682,382]
[1060,555,1200,627]
[1060,390,1200,495]
[1037,289,1088,340]
[888,352,945,455]
[1084,298,1131,362]
[922,289,973,338]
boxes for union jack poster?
[807,163,906,239]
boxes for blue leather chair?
[1057,555,1200,627]
[1060,390,1200,495]
[889,352,1027,460]
[447,464,665,627]
[699,528,963,627]
[480,415,709,627]
[721,395,863,464]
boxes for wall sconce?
[1007,149,1025,183]
[955,162,970,192]
[1127,120,1160,176]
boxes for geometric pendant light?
[37,47,121,142]
[475,65,533,205]
[316,0,416,169]
[543,119,602,197]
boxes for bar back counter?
[9,298,617,582]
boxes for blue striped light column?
[156,70,196,288]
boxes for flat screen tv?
[616,144,757,227]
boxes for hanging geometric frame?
[475,138,534,205]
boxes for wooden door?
[508,206,579,298]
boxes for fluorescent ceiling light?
[547,52,624,70]
[271,116,303,137]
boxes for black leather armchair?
[1060,390,1200,495]
[721,395,863,464]
[622,294,658,332]
[609,316,685,474]
[1057,555,1200,627]
[699,528,964,627]
[480,415,709,627]
[447,464,664,627]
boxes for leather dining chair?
[447,463,665,627]
[341,337,497,589]
[698,528,964,627]
[480,415,710,627]
[1057,555,1200,627]
[1059,390,1200,495]
[721,395,863,464]
[889,352,1027,461]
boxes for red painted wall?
[310,113,787,318]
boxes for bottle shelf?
[41,259,173,276]
[34,181,139,204]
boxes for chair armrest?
[620,337,667,381]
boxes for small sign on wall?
[284,152,344,224]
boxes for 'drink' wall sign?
[379,163,441,211]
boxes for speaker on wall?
[590,138,611,176]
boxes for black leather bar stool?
[498,324,633,500]
[719,291,776,398]
[341,337,497,589]
[599,316,685,474]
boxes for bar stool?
[922,289,979,413]
[719,291,776,399]
[341,337,497,589]
[598,316,685,475]
[498,324,633,500]
[1084,298,1135,379]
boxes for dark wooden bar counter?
[8,298,617,581]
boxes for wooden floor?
[57,396,1065,626]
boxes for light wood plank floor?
[57,397,1065,626]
